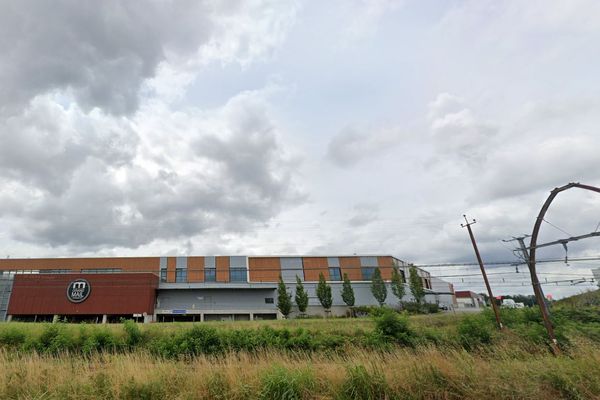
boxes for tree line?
[277,265,426,318]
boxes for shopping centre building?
[0,255,456,323]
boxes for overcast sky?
[1,0,599,298]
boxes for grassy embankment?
[0,295,599,399]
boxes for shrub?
[178,325,224,356]
[457,315,493,349]
[339,365,389,400]
[401,302,424,314]
[38,324,75,355]
[0,327,27,347]
[374,309,414,346]
[350,305,381,317]
[123,319,144,348]
[82,329,119,354]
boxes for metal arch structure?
[527,182,600,355]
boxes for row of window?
[158,267,414,283]
[160,268,247,283]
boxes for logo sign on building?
[66,279,91,303]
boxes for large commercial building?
[0,255,456,323]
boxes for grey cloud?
[2,92,304,249]
[347,203,379,227]
[0,1,280,115]
[326,125,407,167]
[428,93,497,166]
[0,97,138,194]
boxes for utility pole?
[461,215,503,330]
[505,235,559,355]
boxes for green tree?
[277,276,292,318]
[341,273,355,307]
[370,267,387,306]
[391,267,405,304]
[316,272,333,313]
[295,275,309,315]
[409,265,425,304]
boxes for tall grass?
[0,341,598,399]
[1,308,600,398]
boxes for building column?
[6,315,12,322]
[143,315,152,324]
[52,315,59,323]
[101,314,108,324]
[250,313,254,321]
[200,313,204,322]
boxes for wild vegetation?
[0,292,599,399]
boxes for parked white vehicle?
[501,299,525,309]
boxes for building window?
[265,298,274,304]
[329,267,341,281]
[40,269,71,274]
[230,268,246,282]
[205,269,216,282]
[160,270,167,282]
[81,268,122,274]
[361,267,376,280]
[399,269,406,283]
[175,268,187,283]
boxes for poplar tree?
[370,267,387,306]
[341,273,355,307]
[391,267,406,304]
[409,265,425,304]
[277,276,292,318]
[316,272,333,313]
[295,275,309,315]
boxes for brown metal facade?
[248,257,281,282]
[215,256,230,282]
[339,257,362,280]
[0,255,402,284]
[302,257,329,281]
[7,273,158,316]
[187,256,204,282]
[0,257,160,272]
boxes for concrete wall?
[156,289,279,312]
[154,281,440,318]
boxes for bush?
[178,325,224,356]
[38,324,75,355]
[0,327,27,347]
[374,309,414,346]
[123,320,144,348]
[457,315,493,349]
[82,329,119,354]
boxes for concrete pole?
[461,216,504,330]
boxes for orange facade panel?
[339,257,362,280]
[216,256,229,283]
[166,257,176,283]
[302,257,328,281]
[249,257,281,282]
[0,257,160,273]
[377,256,394,280]
[188,256,204,282]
